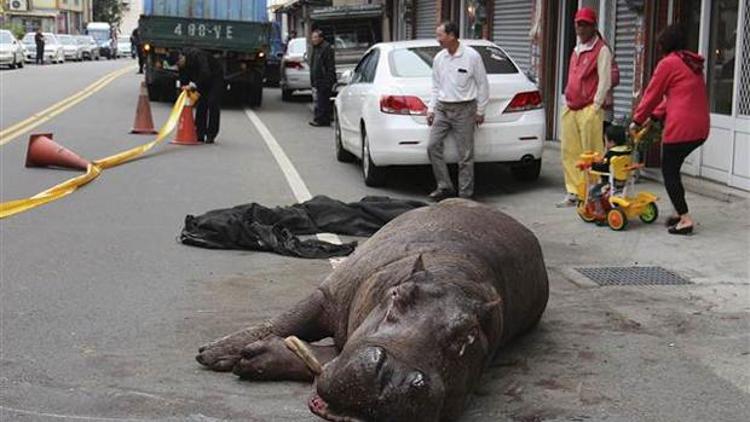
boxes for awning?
[4,10,58,18]
[310,4,384,21]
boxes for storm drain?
[575,266,692,286]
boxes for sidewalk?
[469,141,750,421]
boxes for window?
[462,0,489,39]
[0,32,12,43]
[389,45,518,78]
[360,49,380,83]
[287,38,306,54]
[706,0,738,115]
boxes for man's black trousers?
[314,83,332,125]
[196,78,223,140]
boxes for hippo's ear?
[479,297,503,334]
[410,254,426,275]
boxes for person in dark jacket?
[631,24,710,235]
[130,28,144,74]
[168,48,224,143]
[309,29,336,127]
[34,29,45,65]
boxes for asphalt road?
[1,60,748,422]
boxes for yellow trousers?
[560,104,605,195]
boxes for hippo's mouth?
[309,393,365,422]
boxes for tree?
[93,0,124,28]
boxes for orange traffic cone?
[25,133,90,171]
[171,94,201,145]
[130,81,158,134]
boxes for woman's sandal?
[668,225,693,235]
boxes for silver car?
[0,30,25,68]
[280,37,311,101]
[22,32,65,64]
[76,35,100,60]
[58,34,83,61]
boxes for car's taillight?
[503,91,543,113]
[380,95,428,116]
[285,60,303,70]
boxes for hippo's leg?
[233,335,338,381]
[196,289,333,372]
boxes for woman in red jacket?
[631,24,710,235]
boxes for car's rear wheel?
[281,88,293,101]
[361,126,386,187]
[511,158,542,182]
[334,110,355,163]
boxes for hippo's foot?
[233,335,316,381]
[196,321,275,372]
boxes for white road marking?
[243,108,345,268]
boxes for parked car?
[116,39,132,58]
[333,39,545,187]
[87,22,116,59]
[280,37,310,101]
[76,35,100,60]
[0,30,25,69]
[22,32,65,64]
[58,34,84,61]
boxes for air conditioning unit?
[9,0,29,11]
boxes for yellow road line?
[0,65,136,145]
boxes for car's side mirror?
[339,69,354,86]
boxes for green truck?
[138,8,270,107]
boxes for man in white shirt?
[427,22,490,201]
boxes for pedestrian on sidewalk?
[426,22,489,201]
[34,29,45,65]
[557,7,612,207]
[631,24,710,235]
[168,48,224,144]
[309,29,336,127]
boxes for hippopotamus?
[196,199,549,421]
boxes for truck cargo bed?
[144,0,267,22]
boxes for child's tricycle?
[575,150,659,231]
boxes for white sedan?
[334,39,545,187]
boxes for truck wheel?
[248,84,263,108]
[147,83,159,101]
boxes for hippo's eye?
[408,371,426,389]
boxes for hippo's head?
[310,255,502,421]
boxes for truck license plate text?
[173,23,233,40]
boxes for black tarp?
[179,196,427,258]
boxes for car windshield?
[22,34,35,44]
[389,45,518,78]
[89,31,109,42]
[0,32,12,44]
[59,36,75,45]
[45,34,59,44]
[287,38,306,55]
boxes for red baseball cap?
[575,7,597,24]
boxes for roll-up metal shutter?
[492,0,533,74]
[415,0,438,39]
[612,0,637,120]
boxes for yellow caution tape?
[0,91,189,219]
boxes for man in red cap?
[557,7,613,207]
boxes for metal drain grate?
[575,266,692,286]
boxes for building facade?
[394,0,747,191]
[3,0,93,34]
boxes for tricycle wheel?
[577,201,597,223]
[607,208,628,231]
[639,202,659,224]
